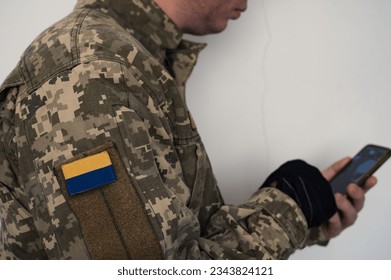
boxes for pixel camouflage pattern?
[0,0,326,259]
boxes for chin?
[210,20,229,33]
[203,22,229,35]
[184,20,228,36]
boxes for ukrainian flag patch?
[61,151,116,195]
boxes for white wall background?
[1,0,391,259]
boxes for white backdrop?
[1,0,390,259]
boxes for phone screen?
[330,144,391,193]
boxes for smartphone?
[330,144,391,194]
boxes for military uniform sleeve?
[0,182,47,259]
[5,57,317,259]
[198,188,308,259]
[199,158,338,259]
[0,87,47,260]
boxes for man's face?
[184,0,248,35]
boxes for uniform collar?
[75,0,182,58]
[75,0,206,85]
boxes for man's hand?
[321,157,377,239]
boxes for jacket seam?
[21,8,92,94]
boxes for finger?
[324,212,343,239]
[335,193,358,227]
[322,157,351,181]
[346,184,365,212]
[362,176,377,192]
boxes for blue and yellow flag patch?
[61,151,116,195]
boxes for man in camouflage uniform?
[0,0,374,259]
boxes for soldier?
[0,0,375,259]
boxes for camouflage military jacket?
[0,0,323,259]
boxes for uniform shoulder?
[77,8,149,65]
[19,7,151,92]
[18,9,89,92]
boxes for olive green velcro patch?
[56,142,162,259]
